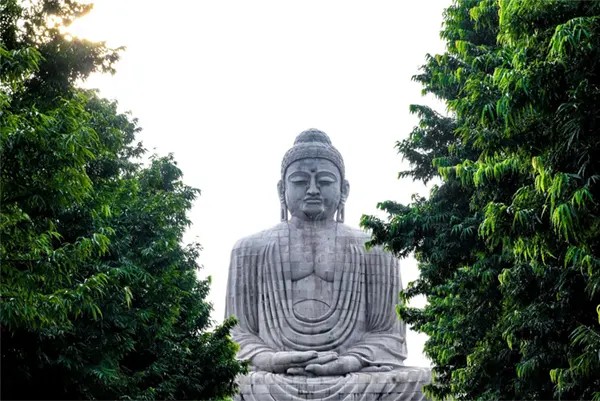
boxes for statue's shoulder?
[231,222,288,252]
[336,223,372,242]
[336,223,389,255]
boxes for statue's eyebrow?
[316,171,338,179]
[288,171,310,179]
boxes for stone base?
[235,367,431,401]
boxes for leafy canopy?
[362,1,600,400]
[1,1,247,399]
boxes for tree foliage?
[1,1,247,399]
[361,0,600,399]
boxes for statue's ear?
[277,180,288,221]
[341,180,350,203]
[336,180,350,223]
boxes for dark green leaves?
[1,1,246,399]
[362,0,600,399]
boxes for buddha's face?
[281,158,348,221]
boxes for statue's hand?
[285,352,338,375]
[256,351,337,374]
[253,350,314,373]
[272,351,317,373]
[304,355,364,376]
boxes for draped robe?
[225,222,430,401]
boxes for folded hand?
[284,351,338,375]
[260,351,338,374]
[303,355,364,376]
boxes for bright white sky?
[69,0,449,368]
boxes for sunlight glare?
[65,0,124,46]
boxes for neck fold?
[289,216,337,229]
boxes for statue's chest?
[288,230,337,281]
[288,229,338,320]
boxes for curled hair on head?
[280,129,345,181]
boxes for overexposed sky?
[70,0,449,367]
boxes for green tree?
[1,1,247,399]
[362,0,600,399]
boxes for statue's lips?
[304,199,323,204]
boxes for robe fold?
[225,222,430,401]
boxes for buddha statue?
[225,129,431,400]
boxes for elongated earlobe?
[281,203,289,222]
[336,179,349,223]
[336,203,345,223]
[277,180,288,221]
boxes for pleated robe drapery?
[224,222,430,400]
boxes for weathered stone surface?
[225,129,431,400]
[238,368,430,401]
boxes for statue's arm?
[342,249,408,368]
[225,244,277,369]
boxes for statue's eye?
[318,178,335,185]
[291,179,308,185]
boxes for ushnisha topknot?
[281,128,345,180]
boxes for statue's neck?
[289,216,337,229]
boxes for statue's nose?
[307,179,320,196]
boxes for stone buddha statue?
[225,129,431,400]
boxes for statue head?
[278,129,350,222]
